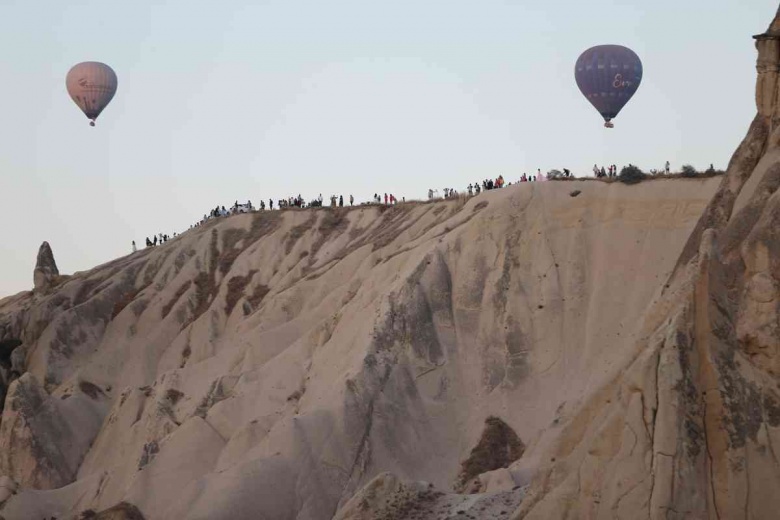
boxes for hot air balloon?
[574,45,642,128]
[66,62,118,126]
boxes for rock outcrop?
[0,373,109,490]
[0,174,720,520]
[32,241,58,292]
[333,472,525,520]
[509,7,780,519]
[755,7,780,126]
[0,7,779,520]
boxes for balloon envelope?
[66,62,118,125]
[574,45,642,125]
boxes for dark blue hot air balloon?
[575,45,642,128]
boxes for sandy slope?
[0,176,718,519]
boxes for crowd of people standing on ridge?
[132,160,716,252]
[369,193,402,205]
[594,164,619,178]
[136,232,176,251]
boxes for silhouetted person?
[153,236,158,246]
[339,195,343,207]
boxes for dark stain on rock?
[672,330,706,459]
[165,388,184,405]
[455,416,525,492]
[79,381,104,400]
[684,418,704,459]
[83,501,147,520]
[504,316,530,388]
[137,441,159,471]
[492,234,521,317]
[161,280,192,320]
[225,270,258,316]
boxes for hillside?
[0,175,719,519]
[2,8,780,520]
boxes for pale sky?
[1,0,776,297]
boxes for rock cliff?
[0,7,778,520]
[0,173,720,520]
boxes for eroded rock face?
[33,241,59,292]
[5,15,780,517]
[0,373,109,490]
[326,7,780,520]
[506,7,780,520]
[755,7,780,121]
[0,174,720,519]
[0,373,68,489]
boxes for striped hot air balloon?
[574,45,642,128]
[66,62,118,127]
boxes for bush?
[618,164,646,185]
[681,164,698,178]
[701,166,725,178]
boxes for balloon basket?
[604,121,614,129]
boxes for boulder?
[478,468,516,493]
